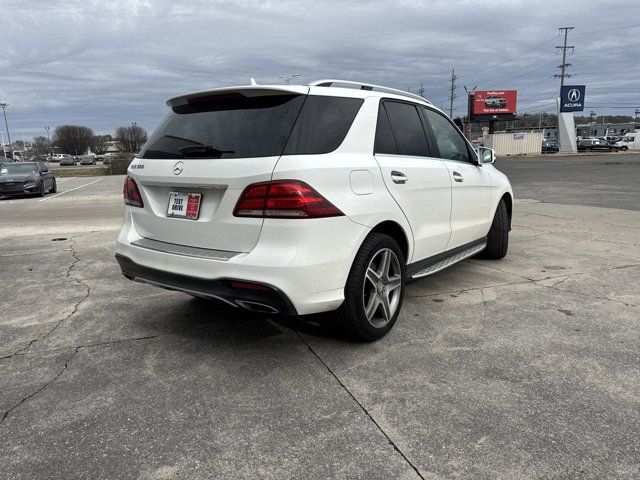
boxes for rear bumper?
[116,254,297,315]
[115,209,371,315]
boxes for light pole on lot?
[0,102,11,156]
[589,111,597,137]
[278,74,300,84]
[1,129,6,160]
[44,126,51,154]
[635,109,640,124]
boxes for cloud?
[1,0,638,139]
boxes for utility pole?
[554,27,575,88]
[417,82,425,98]
[448,69,457,118]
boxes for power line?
[573,24,640,35]
[455,34,560,82]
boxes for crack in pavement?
[1,346,80,425]
[1,237,92,361]
[0,325,224,424]
[290,329,425,480]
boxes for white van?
[616,133,640,151]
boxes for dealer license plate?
[167,192,201,220]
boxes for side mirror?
[478,147,496,164]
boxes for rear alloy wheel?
[38,182,46,197]
[339,233,405,341]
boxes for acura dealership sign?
[560,85,586,112]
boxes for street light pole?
[0,103,11,155]
[278,74,300,84]
[44,126,51,155]
[1,129,6,160]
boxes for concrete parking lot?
[1,154,639,479]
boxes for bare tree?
[92,134,112,155]
[114,124,148,153]
[53,125,94,155]
[32,136,49,159]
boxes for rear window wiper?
[178,145,235,158]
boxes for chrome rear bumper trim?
[132,237,239,261]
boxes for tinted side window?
[374,103,397,154]
[423,108,471,162]
[383,101,429,156]
[283,96,363,155]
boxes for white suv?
[116,80,513,341]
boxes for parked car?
[60,156,77,166]
[115,79,513,341]
[615,133,640,151]
[79,155,97,165]
[542,139,559,153]
[101,153,117,165]
[48,153,72,163]
[577,138,620,152]
[0,162,56,197]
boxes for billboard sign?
[473,90,517,115]
[560,85,586,112]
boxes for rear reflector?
[123,176,144,208]
[233,180,343,219]
[230,280,272,291]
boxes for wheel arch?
[500,192,513,230]
[370,220,410,263]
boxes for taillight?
[123,176,144,208]
[233,180,343,219]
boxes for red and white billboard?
[473,90,517,115]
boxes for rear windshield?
[140,93,363,159]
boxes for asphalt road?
[1,155,640,479]
[496,153,640,211]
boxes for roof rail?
[308,79,431,104]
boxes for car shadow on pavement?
[178,297,347,344]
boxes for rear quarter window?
[283,96,363,155]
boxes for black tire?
[338,233,406,342]
[50,179,57,193]
[621,146,628,152]
[481,199,509,260]
[38,182,46,197]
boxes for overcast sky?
[2,0,639,140]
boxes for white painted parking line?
[40,178,104,202]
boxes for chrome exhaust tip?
[235,300,279,314]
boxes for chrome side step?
[411,242,486,279]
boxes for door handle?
[452,171,464,183]
[391,171,408,184]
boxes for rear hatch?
[130,86,309,253]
